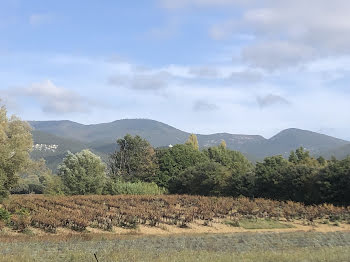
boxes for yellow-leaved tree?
[185,134,199,150]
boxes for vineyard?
[2,195,350,234]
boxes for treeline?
[0,104,165,199]
[106,134,350,205]
[1,103,349,205]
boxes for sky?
[1,0,350,140]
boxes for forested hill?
[30,131,89,171]
[29,119,350,170]
[29,119,266,153]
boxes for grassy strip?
[224,218,295,229]
[0,246,349,262]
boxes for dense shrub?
[10,209,30,232]
[0,208,10,222]
[104,180,167,195]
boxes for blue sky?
[1,0,350,140]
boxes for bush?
[0,208,11,222]
[11,208,31,232]
[41,174,65,195]
[104,180,167,195]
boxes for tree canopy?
[58,150,106,195]
[185,134,199,150]
[108,134,158,183]
[156,144,208,188]
[0,104,33,199]
[171,161,231,196]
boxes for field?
[1,195,350,261]
[2,195,350,234]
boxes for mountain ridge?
[29,119,350,171]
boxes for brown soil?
[132,220,350,235]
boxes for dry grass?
[1,232,350,262]
[1,247,350,262]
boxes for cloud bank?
[6,80,90,114]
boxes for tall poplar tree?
[185,134,199,150]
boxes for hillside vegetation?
[2,104,350,207]
[22,132,350,206]
[29,119,350,170]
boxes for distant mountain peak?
[271,127,348,142]
[29,119,350,170]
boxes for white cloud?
[2,50,350,140]
[7,80,90,114]
[242,41,317,70]
[200,0,350,69]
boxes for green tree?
[185,134,199,150]
[0,103,33,200]
[288,151,298,164]
[255,153,321,203]
[203,145,254,197]
[40,174,65,195]
[254,155,290,199]
[317,156,327,166]
[171,161,230,196]
[11,159,52,194]
[313,157,350,204]
[288,147,320,167]
[58,150,106,195]
[281,164,319,203]
[203,146,253,174]
[228,170,256,197]
[296,147,309,161]
[109,134,158,182]
[156,144,208,188]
